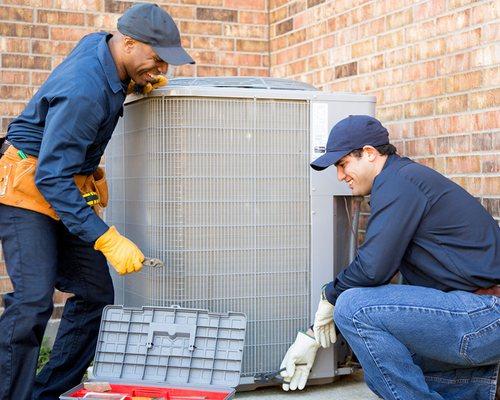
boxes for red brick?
[377,105,403,122]
[224,24,267,39]
[289,0,306,16]
[52,0,102,12]
[307,0,325,8]
[0,37,30,52]
[414,79,445,99]
[377,30,404,51]
[438,52,471,75]
[447,114,483,134]
[481,22,500,43]
[239,11,267,24]
[470,44,500,68]
[384,47,412,67]
[0,22,48,38]
[446,71,483,93]
[407,61,437,81]
[32,40,75,56]
[193,36,234,51]
[0,6,33,22]
[37,10,85,25]
[50,26,92,41]
[446,28,481,53]
[0,85,34,100]
[404,100,434,118]
[197,8,237,22]
[481,155,499,173]
[436,9,470,35]
[180,21,221,35]
[446,155,480,174]
[2,53,51,70]
[413,0,446,21]
[352,39,374,58]
[0,70,29,85]
[2,0,52,6]
[484,67,500,86]
[405,20,435,43]
[387,9,412,30]
[197,65,237,76]
[471,132,493,151]
[237,39,268,52]
[482,111,500,130]
[482,176,499,195]
[415,118,448,137]
[470,2,497,25]
[414,38,446,60]
[482,198,500,218]
[335,61,357,79]
[406,138,436,157]
[437,135,471,154]
[469,89,500,110]
[224,0,265,10]
[31,71,50,85]
[436,95,468,114]
[270,6,287,24]
[239,67,268,76]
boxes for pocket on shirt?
[459,318,500,365]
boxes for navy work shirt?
[324,154,500,304]
[7,32,127,243]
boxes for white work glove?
[280,331,320,391]
[313,298,336,348]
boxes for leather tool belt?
[0,141,108,220]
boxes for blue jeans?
[334,285,500,400]
[0,205,114,400]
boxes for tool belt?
[0,142,108,220]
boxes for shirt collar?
[97,33,124,94]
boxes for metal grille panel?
[106,97,310,377]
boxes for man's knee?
[334,287,367,323]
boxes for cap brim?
[153,45,195,66]
[310,150,350,171]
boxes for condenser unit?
[105,77,376,388]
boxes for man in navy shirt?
[0,4,193,399]
[279,115,499,399]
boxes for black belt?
[0,139,11,156]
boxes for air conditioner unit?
[105,77,376,388]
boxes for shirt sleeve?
[324,175,429,305]
[35,92,110,243]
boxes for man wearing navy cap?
[0,4,193,399]
[280,115,499,399]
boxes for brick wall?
[269,0,499,220]
[0,0,269,317]
[0,0,499,318]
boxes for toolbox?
[60,305,247,400]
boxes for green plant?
[37,342,52,374]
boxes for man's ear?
[362,145,378,161]
[123,36,136,54]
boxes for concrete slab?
[235,371,379,399]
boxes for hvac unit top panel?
[126,77,377,103]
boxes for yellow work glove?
[94,226,144,275]
[127,75,168,95]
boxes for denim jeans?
[0,205,114,400]
[334,284,500,400]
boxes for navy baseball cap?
[117,3,195,66]
[310,115,389,171]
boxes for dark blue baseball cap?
[117,3,195,66]
[310,115,389,171]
